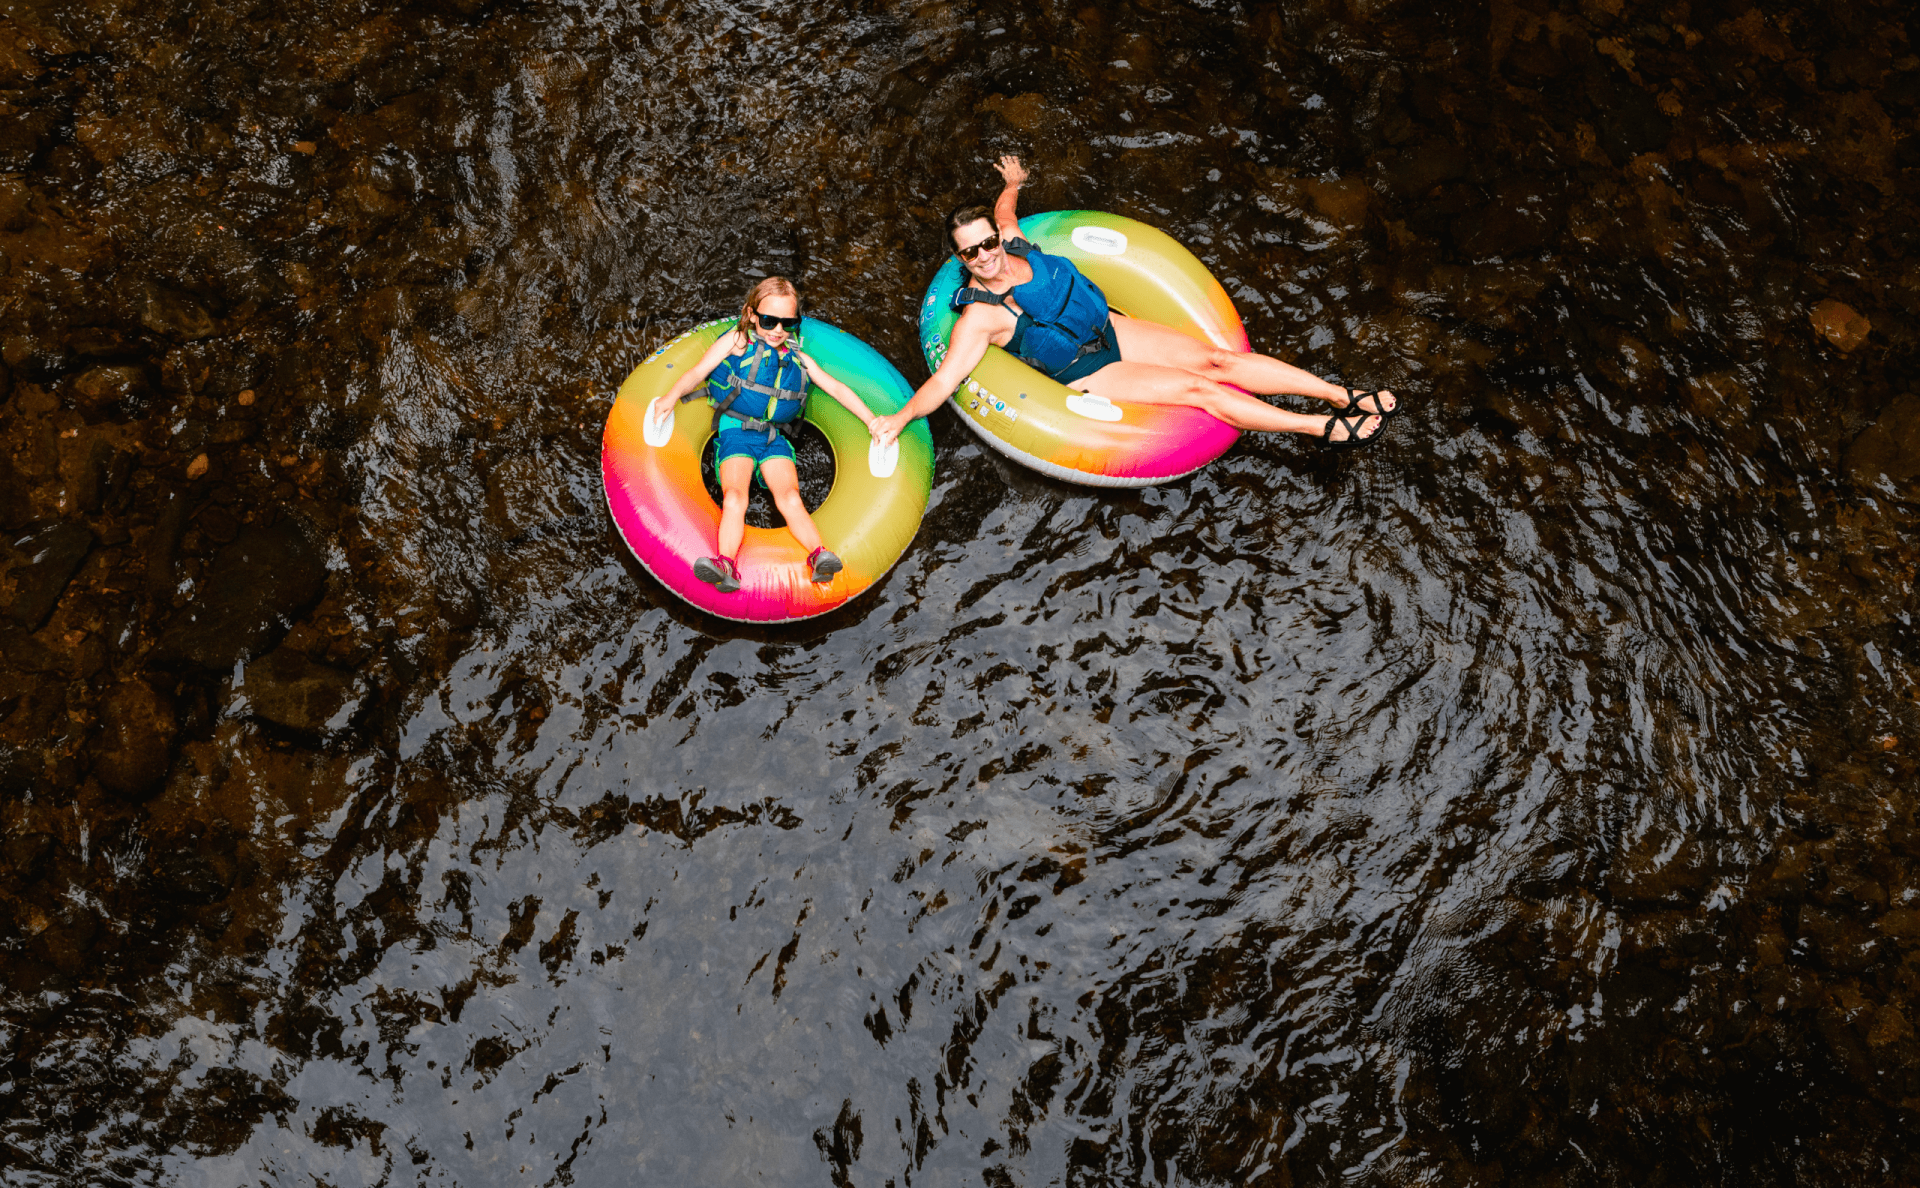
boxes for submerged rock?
[0,740,39,800]
[0,626,57,673]
[149,821,238,905]
[151,520,327,670]
[1,831,55,882]
[0,178,31,231]
[69,364,148,413]
[1847,391,1920,499]
[1372,138,1468,199]
[142,493,189,602]
[1,521,93,630]
[1811,299,1871,353]
[486,448,585,536]
[241,646,363,734]
[127,279,216,342]
[90,679,178,798]
[36,907,98,976]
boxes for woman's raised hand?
[995,155,1027,187]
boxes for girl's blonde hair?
[737,276,800,343]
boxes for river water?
[2,0,1917,1184]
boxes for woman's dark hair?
[944,204,995,250]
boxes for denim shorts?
[714,418,797,474]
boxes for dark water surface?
[3,0,1918,1184]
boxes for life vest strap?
[722,415,792,445]
[711,338,806,423]
[735,377,807,400]
[954,286,1010,310]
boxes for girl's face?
[752,292,799,349]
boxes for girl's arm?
[650,328,747,417]
[794,352,878,434]
[992,155,1028,242]
[870,308,994,447]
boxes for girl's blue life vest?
[698,329,810,441]
[950,238,1112,377]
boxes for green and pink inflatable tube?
[919,210,1248,487]
[602,319,934,623]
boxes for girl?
[651,278,882,592]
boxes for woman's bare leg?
[716,456,755,558]
[1071,359,1382,440]
[1107,313,1395,413]
[760,457,824,553]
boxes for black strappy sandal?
[1342,388,1399,419]
[1322,410,1385,449]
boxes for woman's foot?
[1322,411,1385,448]
[694,555,741,593]
[807,547,842,584]
[1337,388,1398,418]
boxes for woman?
[651,278,883,593]
[870,156,1398,449]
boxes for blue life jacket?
[951,238,1111,377]
[704,331,808,441]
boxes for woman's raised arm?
[992,155,1028,242]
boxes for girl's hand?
[650,392,679,420]
[995,155,1028,187]
[870,410,907,448]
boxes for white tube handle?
[643,401,675,448]
[1066,392,1123,422]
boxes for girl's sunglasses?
[755,310,802,330]
[955,233,1000,261]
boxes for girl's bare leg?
[716,456,755,558]
[759,457,824,553]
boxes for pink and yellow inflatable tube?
[919,210,1248,487]
[603,318,933,623]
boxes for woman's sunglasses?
[955,233,1000,262]
[755,310,802,330]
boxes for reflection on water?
[2,0,1917,1184]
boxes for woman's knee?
[1201,347,1240,376]
[1184,377,1233,414]
[721,485,750,510]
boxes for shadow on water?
[2,0,1919,1184]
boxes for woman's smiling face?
[952,219,1005,281]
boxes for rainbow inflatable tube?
[603,318,934,623]
[919,210,1249,487]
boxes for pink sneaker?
[693,555,741,593]
[807,548,842,583]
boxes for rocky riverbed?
[2,0,1918,1183]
